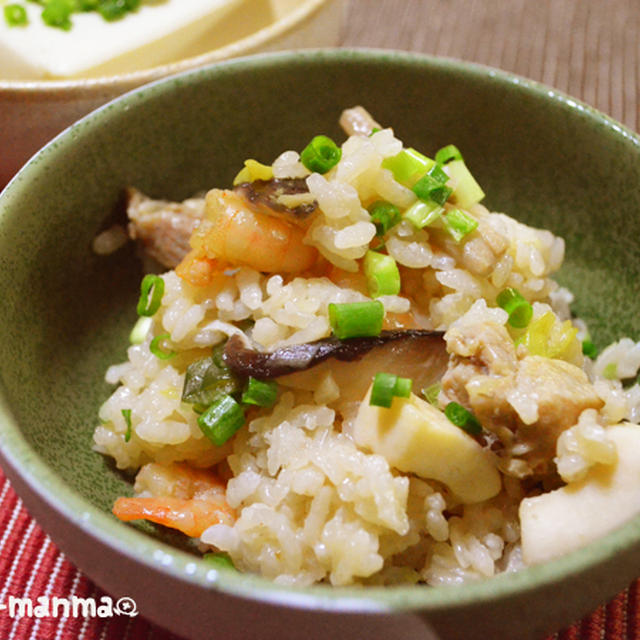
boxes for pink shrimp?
[177,189,319,286]
[112,463,235,538]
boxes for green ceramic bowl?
[1,49,640,640]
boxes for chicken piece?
[127,187,205,268]
[442,321,603,477]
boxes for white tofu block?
[0,0,244,79]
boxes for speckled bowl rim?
[0,0,334,93]
[2,48,640,614]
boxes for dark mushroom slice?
[234,178,318,228]
[224,330,448,411]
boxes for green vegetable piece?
[41,0,73,29]
[182,347,241,409]
[582,339,598,359]
[447,159,485,208]
[393,376,412,398]
[381,148,434,185]
[121,408,133,443]
[370,372,398,408]
[98,0,140,21]
[603,362,618,380]
[363,250,401,297]
[129,316,153,345]
[422,383,441,406]
[137,274,165,317]
[435,144,463,164]
[412,173,452,206]
[441,208,479,243]
[4,4,28,26]
[426,162,449,185]
[197,394,245,446]
[203,552,236,570]
[497,287,533,329]
[149,333,176,360]
[403,199,443,229]
[328,301,384,339]
[300,135,342,174]
[367,200,401,236]
[242,377,278,408]
[444,402,482,435]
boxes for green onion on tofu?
[363,251,401,297]
[203,552,236,570]
[441,208,479,242]
[149,333,176,360]
[137,274,165,317]
[403,200,443,229]
[328,301,384,339]
[367,200,401,236]
[241,377,279,408]
[300,135,342,174]
[444,402,482,435]
[197,394,245,446]
[4,4,28,26]
[121,408,133,443]
[41,0,74,30]
[370,372,413,408]
[497,287,533,329]
[381,148,434,185]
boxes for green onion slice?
[328,301,384,339]
[370,372,413,408]
[121,409,133,443]
[496,287,533,329]
[381,148,434,185]
[403,200,443,229]
[300,135,342,174]
[412,173,452,206]
[602,362,618,380]
[581,338,598,359]
[137,274,165,317]
[241,377,279,408]
[444,402,482,435]
[203,552,236,570]
[363,251,401,298]
[441,208,479,243]
[435,144,463,165]
[4,4,28,26]
[367,200,401,236]
[129,316,153,345]
[149,333,176,360]
[197,394,245,446]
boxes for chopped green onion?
[444,402,482,435]
[328,301,384,339]
[41,0,74,30]
[435,144,463,165]
[137,274,165,317]
[403,199,443,229]
[363,251,401,297]
[129,316,153,345]
[381,148,434,185]
[441,208,479,243]
[368,200,401,236]
[182,347,240,410]
[203,552,235,570]
[197,394,245,446]
[426,163,449,185]
[241,377,278,408]
[121,409,133,443]
[98,0,140,21]
[149,333,176,360]
[496,287,533,329]
[369,127,381,136]
[300,135,342,174]
[412,173,452,206]
[447,160,485,208]
[603,362,618,380]
[4,4,28,26]
[422,383,441,406]
[582,339,598,359]
[370,372,413,408]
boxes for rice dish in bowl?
[90,105,640,589]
